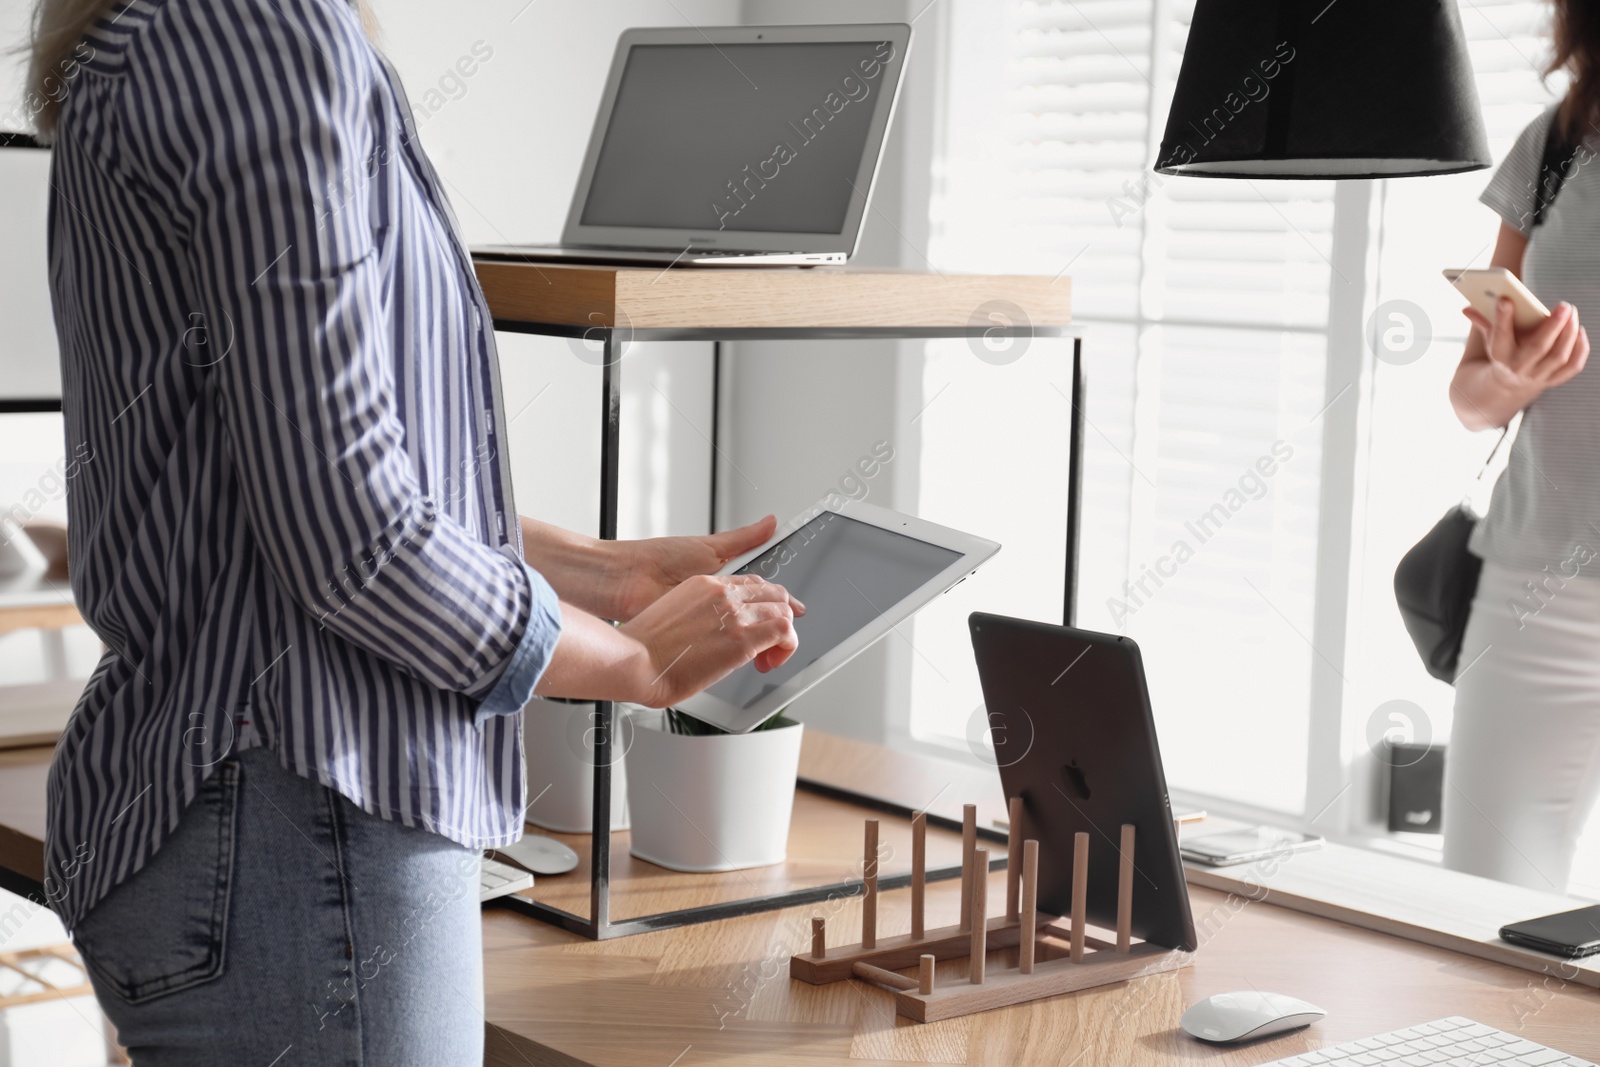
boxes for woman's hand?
[617,574,800,708]
[518,514,802,623]
[605,514,791,621]
[1463,297,1590,399]
[532,575,801,706]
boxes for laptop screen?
[578,40,894,236]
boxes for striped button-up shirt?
[44,0,561,930]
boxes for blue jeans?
[70,748,485,1065]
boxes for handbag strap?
[1468,111,1569,484]
[1475,426,1510,480]
[1533,105,1579,228]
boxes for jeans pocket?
[72,760,242,1005]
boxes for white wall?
[0,1,62,402]
[377,0,738,539]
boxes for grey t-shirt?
[1470,104,1600,571]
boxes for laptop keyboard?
[1257,1017,1593,1066]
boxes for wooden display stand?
[790,799,1194,1023]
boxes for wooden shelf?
[0,570,80,637]
[507,787,972,923]
[473,258,1071,330]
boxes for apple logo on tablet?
[1061,759,1091,800]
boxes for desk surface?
[0,740,1594,1065]
[483,867,1600,1066]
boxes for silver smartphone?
[1179,826,1322,867]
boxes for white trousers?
[1444,559,1600,892]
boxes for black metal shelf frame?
[488,320,1084,940]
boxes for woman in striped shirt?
[1447,0,1600,896]
[27,0,801,1061]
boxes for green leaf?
[663,707,795,736]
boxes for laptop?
[968,612,1198,951]
[474,23,911,268]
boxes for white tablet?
[673,499,1000,733]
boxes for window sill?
[1182,834,1600,988]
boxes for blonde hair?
[20,0,115,140]
[22,0,379,141]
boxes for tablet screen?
[705,512,962,710]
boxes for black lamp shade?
[1155,0,1491,179]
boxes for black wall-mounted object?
[1156,0,1491,179]
[1387,742,1446,834]
[0,132,45,150]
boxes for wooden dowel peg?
[863,819,879,950]
[959,803,977,933]
[1117,823,1135,954]
[852,961,918,991]
[812,916,826,959]
[1070,831,1089,963]
[1005,796,1023,921]
[1020,838,1039,975]
[918,953,936,995]
[911,811,926,941]
[969,848,989,984]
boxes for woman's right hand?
[619,574,800,708]
[1463,297,1590,399]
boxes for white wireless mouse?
[1180,991,1326,1043]
[496,834,580,875]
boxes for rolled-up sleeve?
[120,0,559,710]
[476,563,562,722]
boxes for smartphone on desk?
[1178,826,1322,867]
[1500,905,1600,959]
[1445,267,1551,332]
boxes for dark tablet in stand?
[969,612,1197,952]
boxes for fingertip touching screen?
[705,512,961,711]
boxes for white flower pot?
[622,707,803,872]
[522,698,629,833]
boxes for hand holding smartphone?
[1446,266,1589,398]
[1444,267,1551,332]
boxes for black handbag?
[1393,113,1574,684]
[1393,479,1495,684]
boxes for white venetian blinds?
[920,0,1333,813]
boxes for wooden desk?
[481,871,1600,1066]
[0,569,86,750]
[0,739,1593,1065]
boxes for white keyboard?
[479,856,533,902]
[1259,1017,1593,1066]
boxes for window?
[911,0,1584,883]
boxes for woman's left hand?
[605,514,782,621]
[520,513,801,622]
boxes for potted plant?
[522,696,629,833]
[622,705,803,872]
